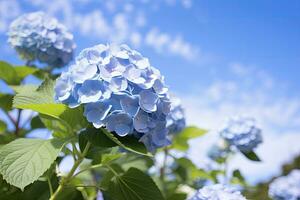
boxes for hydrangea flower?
[8,11,75,67]
[220,116,262,153]
[269,170,300,200]
[166,96,186,134]
[55,44,171,152]
[190,184,246,200]
[207,139,230,161]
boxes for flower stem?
[49,142,91,200]
[47,176,53,196]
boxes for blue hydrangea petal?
[133,109,150,133]
[109,76,128,92]
[139,90,159,113]
[72,61,98,83]
[55,72,72,102]
[78,80,108,103]
[153,79,168,94]
[124,65,145,84]
[120,94,139,116]
[106,112,133,136]
[84,102,112,128]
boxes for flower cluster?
[269,170,300,200]
[207,139,230,161]
[55,44,171,152]
[166,96,186,134]
[8,12,75,67]
[190,184,246,200]
[220,116,262,153]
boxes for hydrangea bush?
[8,11,75,67]
[269,169,300,200]
[190,184,246,200]
[0,10,288,200]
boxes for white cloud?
[145,28,199,60]
[179,64,300,184]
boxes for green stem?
[47,176,53,196]
[15,109,22,136]
[73,163,103,178]
[160,148,168,195]
[49,142,91,200]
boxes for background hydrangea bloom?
[269,170,300,200]
[190,184,246,200]
[220,116,262,153]
[166,96,186,134]
[55,44,171,151]
[207,139,230,161]
[8,11,75,67]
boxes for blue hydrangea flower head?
[55,44,171,152]
[220,116,262,153]
[207,139,230,161]
[269,170,300,200]
[190,184,246,200]
[166,96,186,134]
[8,11,75,67]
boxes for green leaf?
[78,128,117,160]
[175,157,213,182]
[0,138,66,190]
[241,151,261,162]
[0,61,18,85]
[14,66,38,80]
[0,93,13,111]
[30,116,45,129]
[101,128,151,156]
[172,126,208,151]
[13,79,67,118]
[100,164,124,190]
[80,128,118,148]
[107,167,164,200]
[101,153,124,165]
[40,114,71,138]
[166,192,187,200]
[120,154,154,172]
[179,126,208,139]
[0,121,7,133]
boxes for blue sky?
[0,0,300,184]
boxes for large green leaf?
[13,79,67,118]
[107,167,164,200]
[172,126,208,151]
[0,61,18,85]
[0,138,65,190]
